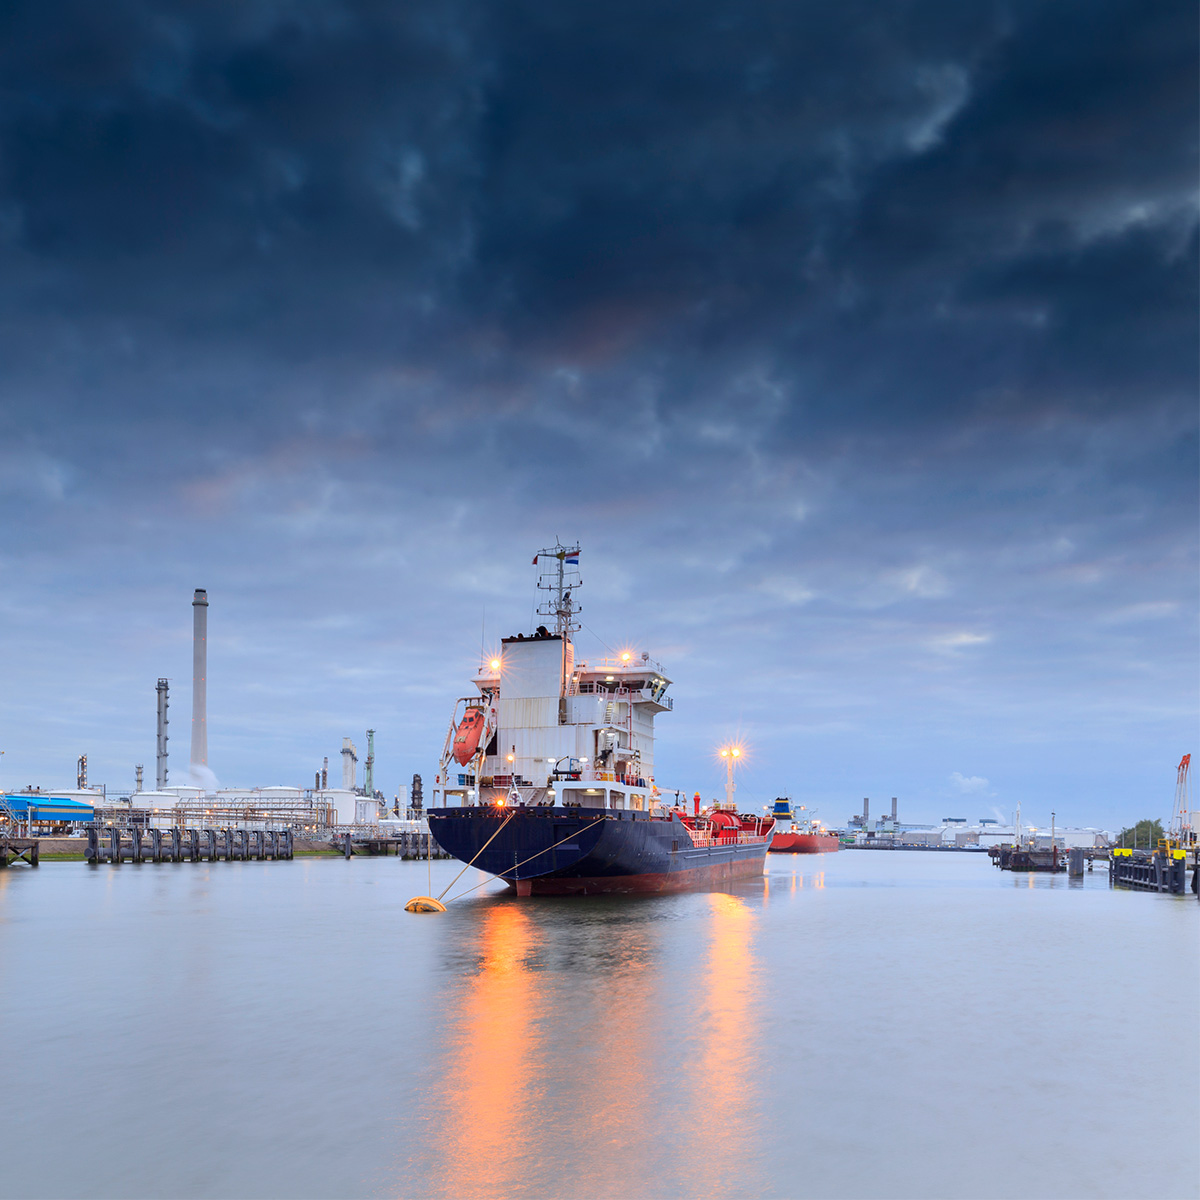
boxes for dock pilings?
[1109,848,1194,895]
[0,837,39,867]
[10,826,443,866]
[85,826,295,864]
[339,832,448,859]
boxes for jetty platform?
[1109,848,1197,895]
[0,836,40,867]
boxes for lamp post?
[719,746,741,808]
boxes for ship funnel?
[190,590,208,770]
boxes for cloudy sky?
[0,0,1195,828]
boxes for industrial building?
[844,797,1110,850]
[3,587,423,839]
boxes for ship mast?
[535,542,582,725]
[534,541,582,638]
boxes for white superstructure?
[433,543,676,812]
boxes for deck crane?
[1166,753,1193,851]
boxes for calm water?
[0,851,1196,1200]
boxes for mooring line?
[435,810,515,902]
[443,814,610,904]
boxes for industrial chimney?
[862,797,870,827]
[191,589,208,770]
[891,796,898,822]
[341,738,358,790]
[156,678,170,788]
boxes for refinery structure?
[845,796,1111,850]
[2,588,422,837]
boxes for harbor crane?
[1167,753,1193,850]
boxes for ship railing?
[580,655,668,676]
[683,829,768,847]
[575,682,673,709]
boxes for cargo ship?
[427,544,774,895]
[768,798,840,853]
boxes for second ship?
[427,544,774,895]
[768,798,840,853]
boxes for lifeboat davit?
[451,708,488,766]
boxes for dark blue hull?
[427,806,770,895]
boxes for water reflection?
[682,893,764,1197]
[414,889,766,1198]
[764,865,825,894]
[424,902,542,1198]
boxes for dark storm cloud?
[1,0,1194,439]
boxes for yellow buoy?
[405,896,447,913]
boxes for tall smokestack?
[863,797,870,826]
[342,738,357,790]
[891,796,898,822]
[191,589,208,770]
[156,678,170,788]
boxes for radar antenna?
[533,541,582,638]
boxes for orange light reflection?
[421,904,661,1199]
[685,893,765,1197]
[428,904,538,1198]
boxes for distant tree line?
[1114,818,1164,849]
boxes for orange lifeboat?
[451,708,488,766]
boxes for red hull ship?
[766,797,839,854]
[770,830,839,854]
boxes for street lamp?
[719,745,742,808]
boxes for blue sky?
[0,0,1195,828]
